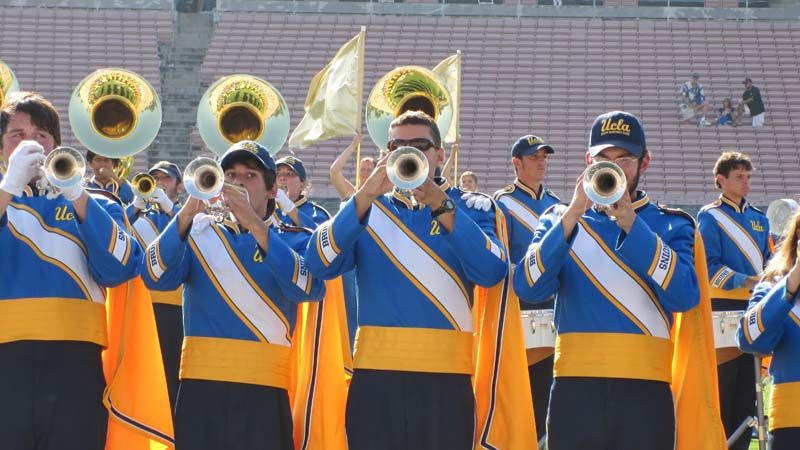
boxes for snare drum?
[712,310,745,364]
[521,310,556,350]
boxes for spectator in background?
[736,78,766,128]
[717,98,737,127]
[459,171,478,192]
[680,73,712,126]
[330,134,375,200]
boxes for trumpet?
[386,146,429,190]
[183,157,248,222]
[583,161,627,206]
[131,172,157,198]
[36,147,86,194]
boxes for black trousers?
[174,379,293,450]
[547,377,675,450]
[0,340,107,450]
[717,353,756,450]
[346,369,475,450]
[771,427,800,450]
[529,355,554,440]
[153,303,183,413]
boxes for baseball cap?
[588,111,647,158]
[148,161,182,181]
[219,140,277,174]
[743,78,753,84]
[275,156,307,182]
[511,135,555,158]
[692,72,700,79]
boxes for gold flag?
[432,51,461,144]
[289,29,365,149]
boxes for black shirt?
[743,86,765,116]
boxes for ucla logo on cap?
[284,156,297,165]
[527,136,544,146]
[600,118,631,137]
[240,141,261,154]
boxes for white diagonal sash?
[708,208,763,273]
[369,205,473,332]
[7,205,106,304]
[498,196,539,233]
[190,226,291,346]
[132,216,159,246]
[572,222,670,338]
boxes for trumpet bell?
[583,161,627,206]
[0,60,20,106]
[183,157,224,201]
[68,68,162,158]
[131,172,157,198]
[766,198,800,239]
[45,147,86,189]
[386,146,429,190]
[366,66,453,150]
[197,74,290,156]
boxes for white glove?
[0,141,45,196]
[151,188,174,212]
[132,194,147,210]
[275,188,296,213]
[460,192,492,212]
[60,182,85,202]
[191,213,217,234]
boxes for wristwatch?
[431,198,456,218]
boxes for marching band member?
[329,133,375,200]
[275,155,330,229]
[513,111,700,449]
[698,151,771,450]
[305,111,509,449]
[141,140,325,450]
[493,134,560,442]
[0,91,143,449]
[127,160,184,410]
[85,150,134,204]
[738,211,800,449]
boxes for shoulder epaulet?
[699,200,722,213]
[493,184,515,199]
[544,188,561,201]
[310,200,331,219]
[279,223,314,235]
[86,187,123,206]
[656,202,697,227]
[749,204,766,215]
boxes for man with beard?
[512,111,701,450]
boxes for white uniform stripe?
[132,217,159,246]
[294,256,311,293]
[191,226,291,346]
[573,223,670,339]
[147,244,165,280]
[7,206,106,304]
[525,245,543,284]
[712,267,735,288]
[318,224,338,265]
[744,305,763,343]
[498,196,540,232]
[370,206,473,332]
[650,239,674,287]
[708,208,764,273]
[109,222,130,264]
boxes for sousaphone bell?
[0,60,19,106]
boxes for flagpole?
[355,26,366,190]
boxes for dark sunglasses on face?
[387,138,437,152]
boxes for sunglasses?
[387,138,438,152]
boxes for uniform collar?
[90,176,119,191]
[513,179,545,200]
[719,194,747,213]
[592,191,650,214]
[294,195,308,207]
[390,177,449,210]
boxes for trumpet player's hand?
[562,171,593,240]
[221,184,260,231]
[152,188,174,213]
[606,192,636,233]
[354,153,392,220]
[132,194,148,212]
[0,141,45,197]
[177,197,207,239]
[275,188,296,213]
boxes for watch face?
[444,198,455,210]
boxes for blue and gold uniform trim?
[742,303,766,345]
[770,382,800,431]
[315,221,340,267]
[0,298,108,346]
[180,336,292,388]
[647,236,677,289]
[523,244,544,287]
